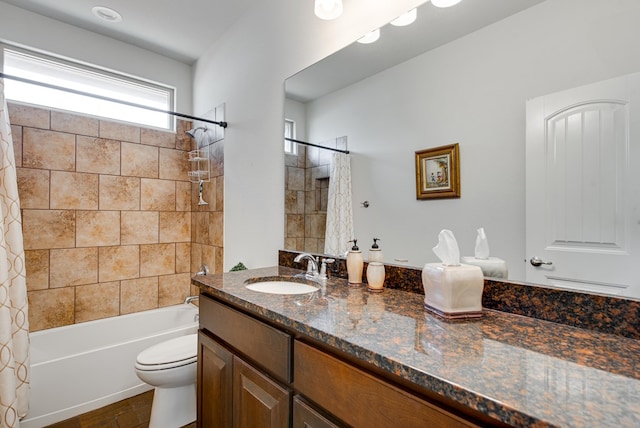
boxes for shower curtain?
[0,78,29,427]
[324,152,354,257]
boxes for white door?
[526,73,640,298]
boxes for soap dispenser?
[366,238,385,292]
[368,238,383,262]
[346,239,363,285]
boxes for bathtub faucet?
[184,295,199,305]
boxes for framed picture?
[415,143,460,200]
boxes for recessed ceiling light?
[390,8,417,27]
[431,0,463,8]
[92,6,122,23]
[357,29,380,44]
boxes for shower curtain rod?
[0,72,228,128]
[285,137,349,154]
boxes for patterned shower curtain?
[0,78,29,427]
[324,152,354,257]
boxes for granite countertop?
[193,266,640,428]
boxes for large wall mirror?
[284,0,640,299]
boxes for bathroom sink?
[244,277,319,295]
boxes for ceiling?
[286,0,546,102]
[0,0,258,64]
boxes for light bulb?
[431,0,463,8]
[357,28,380,44]
[314,0,343,20]
[390,8,417,26]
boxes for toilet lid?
[136,334,197,369]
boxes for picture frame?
[415,143,460,200]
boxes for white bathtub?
[21,303,199,428]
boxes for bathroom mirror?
[284,0,640,298]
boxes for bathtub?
[21,303,199,428]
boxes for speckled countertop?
[193,266,640,428]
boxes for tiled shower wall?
[8,103,223,332]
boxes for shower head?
[186,126,208,138]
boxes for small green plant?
[230,262,247,272]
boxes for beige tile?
[25,250,49,291]
[99,245,140,282]
[11,125,22,167]
[17,168,49,209]
[51,111,99,136]
[23,128,75,171]
[121,142,158,178]
[120,277,158,314]
[141,179,175,211]
[99,121,140,143]
[175,181,191,212]
[121,211,158,245]
[141,128,176,148]
[214,246,224,275]
[8,104,50,129]
[192,212,208,245]
[159,212,191,243]
[159,148,189,181]
[190,243,202,274]
[208,212,223,247]
[198,179,216,211]
[75,281,120,323]
[76,211,121,247]
[176,242,191,274]
[27,288,74,331]
[140,243,175,277]
[286,214,304,239]
[176,120,194,151]
[22,210,75,250]
[50,247,98,288]
[216,176,224,211]
[99,175,140,210]
[200,245,215,273]
[50,171,99,210]
[77,136,121,175]
[158,273,191,307]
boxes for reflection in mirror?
[284,0,640,299]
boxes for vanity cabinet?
[198,292,487,428]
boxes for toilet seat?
[135,334,197,371]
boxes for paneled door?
[525,73,640,298]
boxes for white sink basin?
[245,280,319,295]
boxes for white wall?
[304,0,640,280]
[194,0,425,270]
[0,2,193,113]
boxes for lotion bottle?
[346,239,363,285]
[368,238,383,262]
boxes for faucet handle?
[320,258,335,278]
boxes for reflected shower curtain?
[324,153,354,257]
[0,78,29,427]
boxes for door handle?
[530,257,552,267]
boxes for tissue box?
[421,263,484,319]
[461,257,508,279]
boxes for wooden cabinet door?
[293,395,342,428]
[233,356,291,428]
[198,331,233,428]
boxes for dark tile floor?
[45,390,197,428]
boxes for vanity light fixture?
[357,28,380,44]
[314,0,343,20]
[430,0,463,8]
[390,8,417,26]
[92,6,122,23]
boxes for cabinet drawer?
[200,294,292,382]
[294,341,479,428]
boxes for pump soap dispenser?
[346,239,364,285]
[368,238,383,262]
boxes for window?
[284,118,297,155]
[2,46,175,130]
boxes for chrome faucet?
[293,253,319,278]
[184,295,199,305]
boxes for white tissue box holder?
[421,263,484,319]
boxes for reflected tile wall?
[10,103,208,331]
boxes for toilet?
[135,333,198,428]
